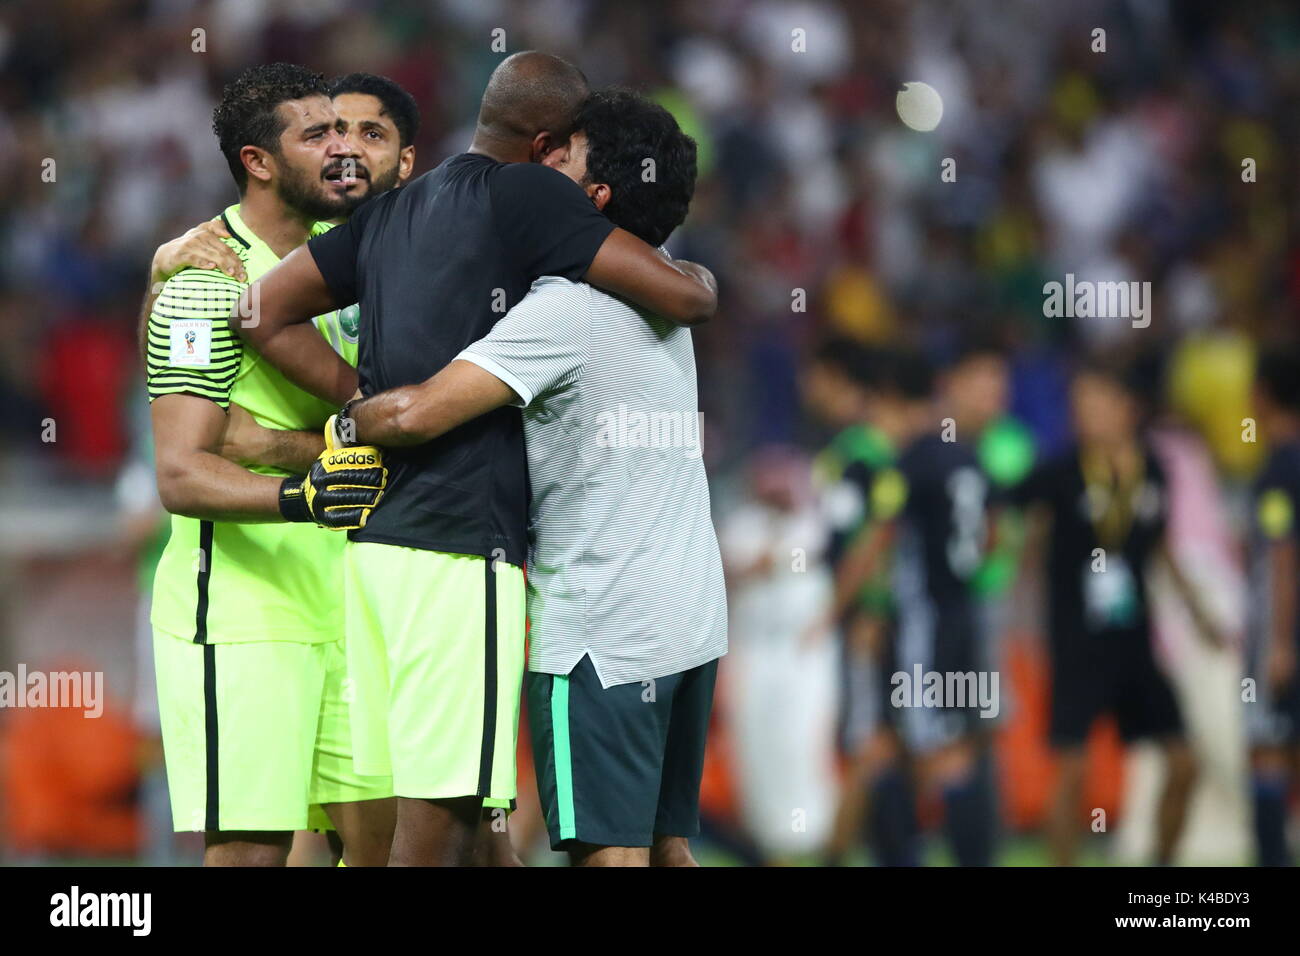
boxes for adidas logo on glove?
[328,450,379,467]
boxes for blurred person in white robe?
[720,446,837,863]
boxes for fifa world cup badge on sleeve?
[170,319,213,367]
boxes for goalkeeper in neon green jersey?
[143,64,411,866]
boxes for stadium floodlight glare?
[896,81,944,132]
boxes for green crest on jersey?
[339,304,360,343]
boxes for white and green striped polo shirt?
[458,276,728,688]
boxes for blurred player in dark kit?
[1011,360,1222,865]
[828,349,995,865]
[808,341,901,864]
[1244,348,1300,865]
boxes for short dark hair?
[575,89,698,248]
[1072,353,1164,424]
[330,72,420,149]
[212,63,330,190]
[811,337,881,389]
[872,347,935,401]
[947,329,1009,368]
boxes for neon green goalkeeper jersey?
[145,204,358,644]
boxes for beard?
[366,163,400,198]
[335,162,401,215]
[274,159,352,222]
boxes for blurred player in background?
[1011,360,1222,865]
[939,338,1037,632]
[812,341,897,743]
[1244,348,1300,866]
[874,350,993,865]
[810,342,904,865]
[934,337,1037,860]
[824,349,995,865]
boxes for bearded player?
[144,64,398,866]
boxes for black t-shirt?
[308,153,616,563]
[891,434,988,623]
[1011,443,1168,649]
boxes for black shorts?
[1255,678,1300,746]
[527,654,718,850]
[1245,634,1300,746]
[881,606,986,751]
[1049,631,1184,748]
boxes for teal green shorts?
[529,654,718,849]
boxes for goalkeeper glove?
[278,431,388,530]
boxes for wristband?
[278,476,312,522]
[334,397,361,447]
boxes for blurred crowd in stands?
[1,0,1297,476]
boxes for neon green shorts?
[154,629,393,833]
[343,541,524,803]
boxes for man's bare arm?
[832,520,897,623]
[154,220,246,285]
[349,359,517,447]
[585,229,717,326]
[216,404,326,473]
[151,394,291,523]
[796,519,896,651]
[1266,538,1297,688]
[1157,539,1224,649]
[234,246,358,405]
